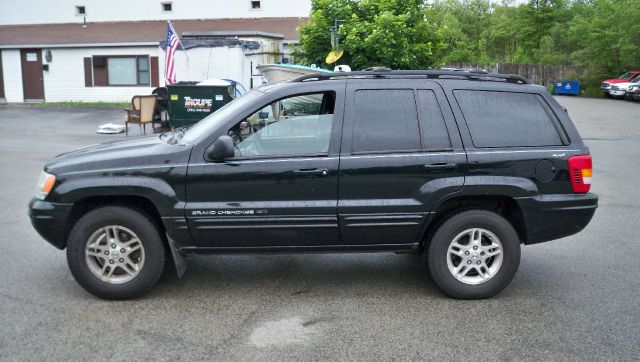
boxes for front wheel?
[66,206,166,300]
[427,209,521,299]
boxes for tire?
[427,209,520,299]
[66,206,166,300]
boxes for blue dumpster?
[553,80,581,95]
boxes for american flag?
[164,22,179,85]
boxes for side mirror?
[206,135,235,161]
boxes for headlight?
[35,171,56,200]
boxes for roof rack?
[291,69,531,84]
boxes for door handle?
[424,162,457,170]
[293,168,329,177]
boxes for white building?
[0,0,310,103]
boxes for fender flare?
[418,175,538,241]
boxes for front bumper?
[610,90,626,97]
[28,198,73,250]
[515,193,598,245]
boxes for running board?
[179,243,420,255]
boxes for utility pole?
[329,18,345,51]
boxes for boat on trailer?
[256,64,330,84]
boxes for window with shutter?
[90,55,152,86]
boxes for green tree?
[291,0,357,67]
[293,0,440,70]
[479,4,521,63]
[293,0,640,86]
[432,12,475,64]
[569,0,640,76]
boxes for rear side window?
[416,90,451,149]
[353,89,420,153]
[454,90,566,148]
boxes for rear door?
[338,80,466,245]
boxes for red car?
[601,71,640,96]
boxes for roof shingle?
[0,17,305,47]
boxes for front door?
[185,86,344,248]
[338,80,467,245]
[0,51,5,100]
[20,49,45,101]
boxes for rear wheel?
[427,209,520,299]
[66,206,166,300]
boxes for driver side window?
[228,92,335,158]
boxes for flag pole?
[168,21,189,61]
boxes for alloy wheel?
[85,225,145,284]
[446,228,503,285]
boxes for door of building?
[20,49,45,101]
[0,51,5,100]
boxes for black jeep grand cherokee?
[29,70,597,300]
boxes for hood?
[54,136,161,160]
[45,136,192,175]
[604,78,636,84]
[610,81,636,89]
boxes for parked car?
[601,71,640,97]
[608,77,640,99]
[627,82,640,101]
[29,69,598,300]
[633,85,640,102]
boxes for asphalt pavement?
[0,98,638,360]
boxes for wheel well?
[422,196,528,246]
[64,195,166,247]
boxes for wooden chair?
[124,95,157,135]
[124,96,141,133]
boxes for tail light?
[568,155,592,193]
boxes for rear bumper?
[28,198,73,250]
[515,193,598,245]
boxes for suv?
[29,70,598,300]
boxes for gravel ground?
[0,97,638,360]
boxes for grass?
[31,101,130,107]
[581,86,604,98]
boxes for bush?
[582,86,604,98]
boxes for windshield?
[180,90,264,144]
[619,72,633,79]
